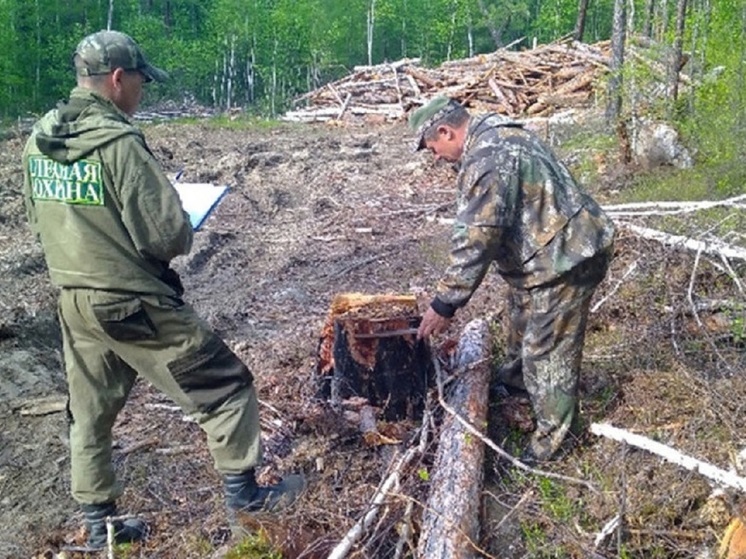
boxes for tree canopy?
[0,0,742,130]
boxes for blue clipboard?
[172,182,229,230]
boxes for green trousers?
[499,250,612,459]
[58,288,262,505]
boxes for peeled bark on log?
[417,319,491,559]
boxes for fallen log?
[620,223,746,261]
[417,319,491,558]
[603,193,746,216]
[590,422,746,492]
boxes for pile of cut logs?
[283,38,613,123]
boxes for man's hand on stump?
[418,307,451,339]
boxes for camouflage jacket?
[432,113,615,317]
[23,87,193,296]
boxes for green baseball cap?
[74,30,168,83]
[408,96,463,151]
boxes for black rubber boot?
[224,469,305,514]
[81,502,146,550]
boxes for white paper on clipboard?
[172,182,229,230]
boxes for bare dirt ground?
[1,115,745,559]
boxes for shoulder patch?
[28,156,104,206]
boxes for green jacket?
[432,113,615,317]
[23,87,193,296]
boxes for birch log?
[621,224,746,261]
[591,422,746,492]
[417,319,491,559]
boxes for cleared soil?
[1,115,744,559]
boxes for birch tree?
[366,0,376,66]
[606,0,626,123]
[667,0,688,109]
[476,0,505,47]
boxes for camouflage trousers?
[58,288,262,505]
[496,250,612,460]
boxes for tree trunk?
[447,6,457,61]
[667,0,688,109]
[227,35,235,111]
[467,14,474,57]
[643,0,655,38]
[271,37,278,116]
[687,0,710,114]
[367,0,376,66]
[417,319,491,558]
[574,0,590,41]
[164,0,173,30]
[606,0,626,124]
[246,46,255,104]
[476,0,503,48]
[107,0,114,30]
[401,0,407,57]
[660,0,670,38]
[739,4,746,129]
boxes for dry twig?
[433,355,598,492]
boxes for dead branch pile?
[284,38,613,123]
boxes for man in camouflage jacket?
[410,97,615,461]
[23,30,302,550]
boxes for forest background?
[0,0,744,190]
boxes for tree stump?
[317,293,432,421]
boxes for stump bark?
[317,293,432,421]
[417,319,491,559]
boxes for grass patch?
[143,113,292,131]
[201,114,292,131]
[536,477,577,523]
[224,530,283,559]
[618,162,746,204]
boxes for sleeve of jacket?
[432,168,507,318]
[111,136,193,262]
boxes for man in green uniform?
[410,97,615,462]
[22,30,302,550]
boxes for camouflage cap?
[73,30,168,83]
[408,96,463,151]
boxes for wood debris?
[284,39,614,123]
[284,36,700,123]
[12,395,66,416]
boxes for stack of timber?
[284,38,613,123]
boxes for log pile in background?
[284,38,613,123]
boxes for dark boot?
[224,469,305,514]
[493,359,526,391]
[81,502,146,550]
